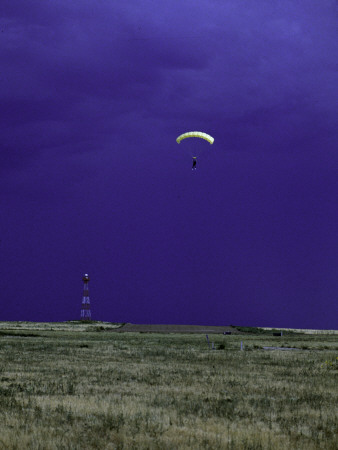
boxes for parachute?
[176,131,214,145]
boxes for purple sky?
[1,1,337,329]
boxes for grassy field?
[0,322,337,449]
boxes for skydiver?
[192,157,197,170]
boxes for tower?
[80,273,91,321]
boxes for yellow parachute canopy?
[176,131,214,145]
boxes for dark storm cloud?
[2,0,336,169]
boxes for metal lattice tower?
[80,274,91,321]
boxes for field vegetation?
[0,322,337,449]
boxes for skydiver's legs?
[192,158,197,170]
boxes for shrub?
[320,357,338,370]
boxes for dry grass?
[257,327,338,335]
[0,322,337,449]
[0,321,122,333]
